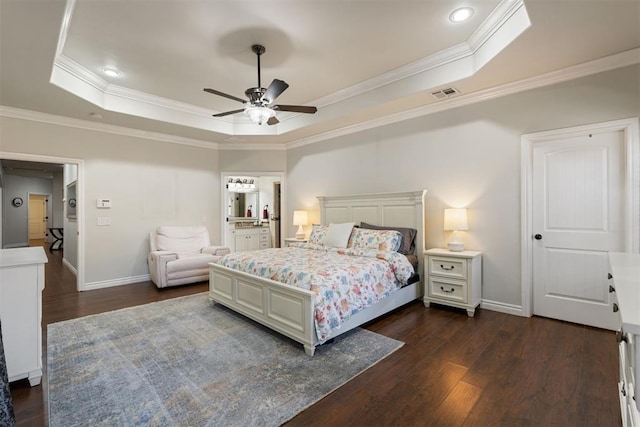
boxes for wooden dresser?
[0,247,47,386]
[608,252,640,426]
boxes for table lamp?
[444,208,468,252]
[293,210,308,239]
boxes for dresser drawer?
[429,256,467,279]
[428,277,467,303]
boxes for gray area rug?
[47,293,403,426]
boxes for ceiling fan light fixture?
[244,105,275,125]
[450,7,474,22]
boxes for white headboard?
[317,190,427,270]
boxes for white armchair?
[148,226,230,288]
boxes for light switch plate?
[97,217,111,226]
[97,199,111,208]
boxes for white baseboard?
[480,299,527,317]
[62,257,78,275]
[83,274,151,291]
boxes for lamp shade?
[292,210,308,240]
[444,208,468,231]
[292,210,308,226]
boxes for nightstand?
[424,248,482,317]
[284,237,308,247]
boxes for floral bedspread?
[218,243,415,342]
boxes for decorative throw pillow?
[323,222,355,248]
[359,222,417,255]
[348,228,402,252]
[308,225,329,245]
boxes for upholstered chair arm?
[201,246,231,256]
[148,251,178,288]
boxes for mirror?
[228,191,258,219]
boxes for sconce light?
[444,208,468,252]
[292,210,308,240]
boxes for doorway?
[28,194,50,244]
[521,118,639,329]
[0,152,85,291]
[221,172,286,250]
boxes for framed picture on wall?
[66,181,77,219]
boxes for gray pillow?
[359,222,417,255]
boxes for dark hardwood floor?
[10,244,621,426]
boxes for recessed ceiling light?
[450,7,474,23]
[102,68,121,77]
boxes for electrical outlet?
[97,217,111,226]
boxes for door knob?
[534,234,542,240]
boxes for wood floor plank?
[8,247,622,426]
[430,380,483,427]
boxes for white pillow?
[323,222,355,248]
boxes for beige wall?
[286,65,640,308]
[0,65,638,306]
[219,149,286,172]
[0,117,221,287]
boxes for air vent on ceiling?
[431,87,460,100]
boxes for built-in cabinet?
[608,252,640,427]
[228,226,271,252]
[0,247,47,386]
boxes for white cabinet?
[0,247,47,386]
[230,226,271,252]
[608,252,640,427]
[423,248,482,317]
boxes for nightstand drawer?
[429,256,467,280]
[429,277,467,303]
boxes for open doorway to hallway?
[0,155,84,291]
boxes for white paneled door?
[532,130,624,330]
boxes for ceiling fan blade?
[273,105,317,114]
[212,108,245,117]
[267,116,279,126]
[262,79,289,104]
[203,88,246,104]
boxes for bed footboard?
[209,263,318,355]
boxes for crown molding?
[0,106,219,150]
[50,0,527,137]
[309,0,526,109]
[217,142,286,151]
[286,48,640,150]
[3,48,637,153]
[467,0,525,51]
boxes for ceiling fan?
[204,44,317,126]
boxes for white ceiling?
[1,0,639,147]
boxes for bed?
[208,190,427,355]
